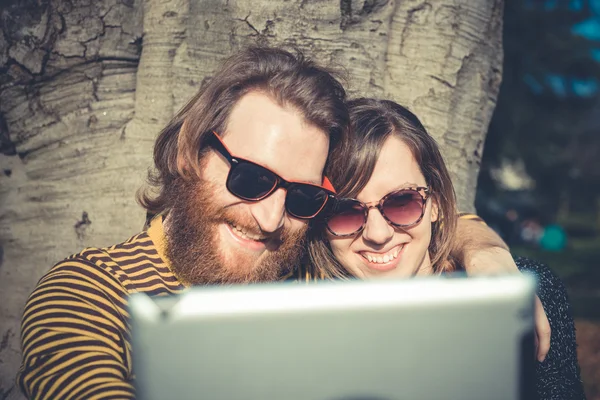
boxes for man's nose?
[249,188,286,233]
[362,208,394,245]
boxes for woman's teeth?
[361,245,403,264]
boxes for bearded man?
[17,46,548,399]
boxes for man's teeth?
[363,246,403,264]
[230,223,264,241]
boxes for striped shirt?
[17,217,186,399]
[17,213,482,398]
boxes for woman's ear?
[430,198,439,223]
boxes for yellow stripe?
[27,351,117,396]
[109,243,157,254]
[55,363,127,399]
[19,225,182,399]
[89,389,134,400]
[22,291,125,330]
[128,281,184,293]
[41,356,108,400]
[40,266,129,302]
[126,275,180,288]
[23,291,126,333]
[77,379,133,399]
[37,326,122,353]
[118,260,166,275]
[24,351,66,395]
[37,273,128,306]
[22,314,120,345]
[36,351,120,382]
[109,251,162,263]
[122,267,176,282]
[25,331,123,360]
[22,329,69,356]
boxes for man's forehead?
[222,129,328,185]
[220,92,330,184]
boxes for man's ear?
[430,198,439,223]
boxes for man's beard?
[164,177,307,285]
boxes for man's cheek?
[287,218,309,234]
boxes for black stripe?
[120,232,150,246]
[112,239,155,252]
[106,250,160,262]
[46,263,129,303]
[80,380,135,399]
[112,254,164,268]
[28,318,121,344]
[31,281,126,314]
[140,285,184,297]
[24,298,126,335]
[131,277,185,291]
[48,353,129,398]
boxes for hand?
[464,246,551,362]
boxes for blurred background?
[477,0,600,396]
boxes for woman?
[308,98,585,400]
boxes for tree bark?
[0,0,503,396]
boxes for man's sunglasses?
[326,187,430,237]
[208,131,335,219]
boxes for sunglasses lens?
[227,162,277,199]
[383,190,425,226]
[286,185,329,218]
[326,200,365,236]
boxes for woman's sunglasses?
[208,131,335,219]
[326,187,430,237]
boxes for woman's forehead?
[357,136,426,201]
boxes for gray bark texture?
[0,0,503,397]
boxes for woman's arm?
[515,257,586,400]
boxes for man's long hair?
[138,46,350,214]
[308,98,459,279]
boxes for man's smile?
[223,222,269,251]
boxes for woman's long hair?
[308,98,459,279]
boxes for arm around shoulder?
[452,215,512,273]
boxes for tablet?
[131,274,535,400]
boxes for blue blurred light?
[544,0,559,10]
[572,78,599,97]
[569,0,584,11]
[572,19,600,40]
[546,74,567,97]
[591,48,600,61]
[592,0,600,15]
[523,74,545,95]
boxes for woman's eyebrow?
[392,182,421,191]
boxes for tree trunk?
[0,0,503,396]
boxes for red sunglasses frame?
[209,131,336,219]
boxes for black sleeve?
[515,257,586,400]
